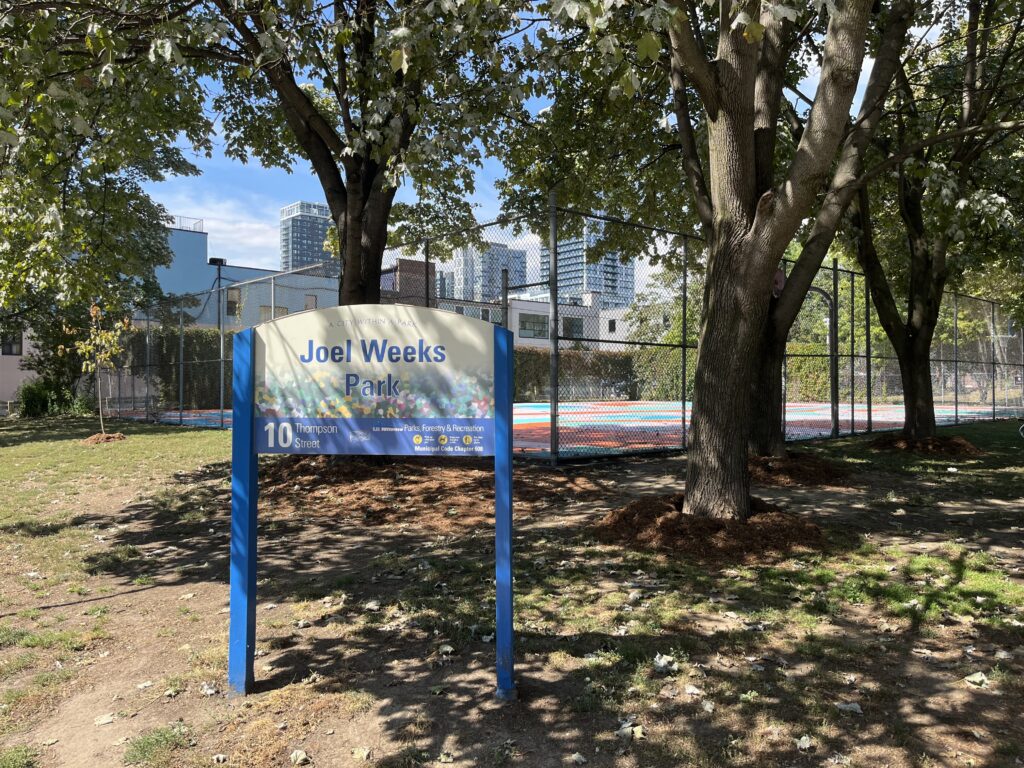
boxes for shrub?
[14,378,92,418]
[14,379,52,418]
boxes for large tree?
[746,0,914,455]
[0,4,209,324]
[189,0,536,303]
[4,0,538,305]
[533,0,875,518]
[848,0,1024,439]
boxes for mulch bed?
[595,493,824,560]
[82,432,127,445]
[868,433,982,457]
[748,451,849,487]
[259,455,607,530]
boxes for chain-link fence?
[100,207,1024,461]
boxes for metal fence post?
[865,276,872,432]
[953,293,960,425]
[500,268,509,329]
[849,270,855,434]
[781,262,788,439]
[117,368,122,418]
[991,300,997,420]
[830,259,840,438]
[219,283,225,429]
[145,312,152,422]
[424,239,432,308]
[681,238,689,449]
[179,299,185,426]
[548,190,559,465]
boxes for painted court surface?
[123,400,1016,456]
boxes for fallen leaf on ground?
[653,653,678,674]
[964,672,989,688]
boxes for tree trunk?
[338,170,397,306]
[748,327,787,456]
[96,369,105,435]
[685,238,769,521]
[897,335,936,439]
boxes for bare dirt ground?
[1,419,1022,768]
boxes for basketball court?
[114,400,1015,458]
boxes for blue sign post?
[227,306,516,701]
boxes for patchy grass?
[122,724,191,766]
[815,420,1024,498]
[0,747,37,768]
[0,417,1022,767]
[0,419,227,740]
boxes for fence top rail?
[555,207,702,241]
[391,213,532,250]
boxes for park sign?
[253,305,496,455]
[229,305,516,700]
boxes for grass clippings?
[595,493,824,560]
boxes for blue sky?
[145,141,507,272]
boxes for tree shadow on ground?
[71,451,1024,767]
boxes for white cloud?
[154,188,281,270]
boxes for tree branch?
[666,2,719,115]
[755,0,873,252]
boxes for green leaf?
[742,21,764,43]
[637,32,660,62]
[390,48,409,74]
[619,70,637,99]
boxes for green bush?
[14,378,94,418]
[15,379,54,418]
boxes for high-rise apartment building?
[280,201,333,271]
[435,269,455,300]
[452,242,528,302]
[540,223,635,309]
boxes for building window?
[274,306,288,319]
[563,316,584,339]
[259,305,272,322]
[226,287,242,317]
[304,295,317,311]
[608,318,617,334]
[1,333,23,356]
[519,313,549,339]
[481,308,490,322]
